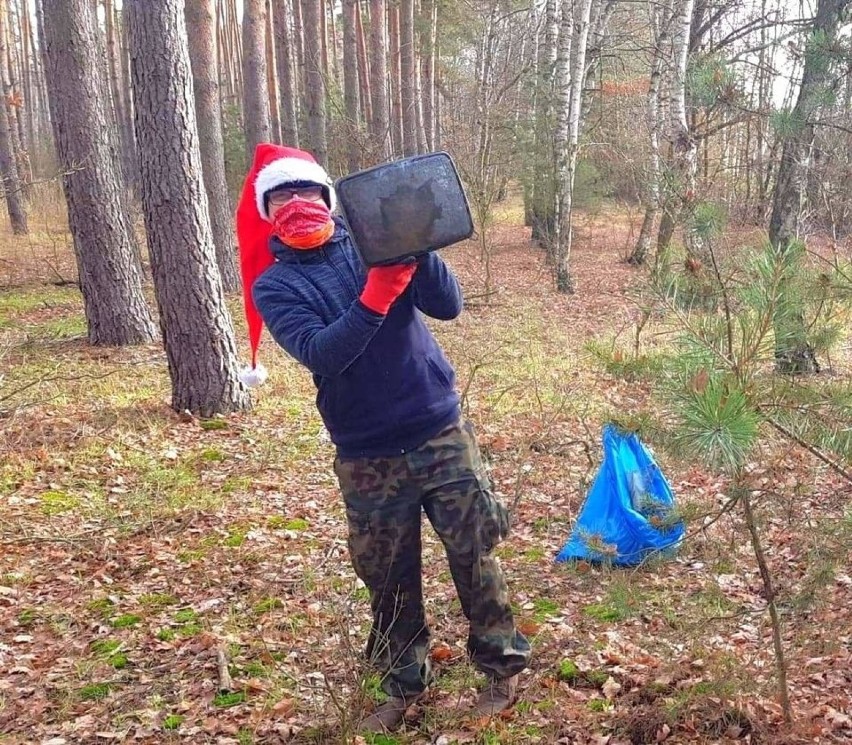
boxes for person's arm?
[410,252,463,320]
[253,274,384,377]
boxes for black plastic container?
[334,152,474,266]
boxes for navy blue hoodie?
[252,219,463,458]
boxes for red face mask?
[271,199,335,250]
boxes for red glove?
[360,263,417,315]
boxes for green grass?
[162,714,183,730]
[253,597,282,614]
[79,682,113,701]
[139,593,179,609]
[532,597,560,621]
[87,598,115,617]
[17,608,37,627]
[39,489,80,515]
[213,691,246,708]
[199,418,229,431]
[91,639,121,656]
[223,528,248,548]
[111,614,142,629]
[173,609,198,624]
[156,628,176,642]
[557,659,580,683]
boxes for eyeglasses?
[267,186,325,206]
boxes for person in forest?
[235,143,531,732]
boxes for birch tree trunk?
[127,0,249,416]
[242,0,273,158]
[342,0,361,170]
[368,0,390,160]
[185,0,240,292]
[0,0,26,233]
[42,0,157,346]
[656,0,696,258]
[272,0,299,145]
[301,0,328,165]
[388,0,403,157]
[769,0,850,373]
[355,1,372,129]
[398,0,417,155]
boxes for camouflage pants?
[334,419,531,698]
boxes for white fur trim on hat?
[254,157,336,220]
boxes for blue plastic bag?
[555,424,684,566]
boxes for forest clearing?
[2,197,850,743]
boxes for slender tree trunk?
[292,0,304,103]
[0,0,26,233]
[265,0,281,142]
[656,0,697,260]
[355,1,372,131]
[556,0,595,293]
[412,0,426,154]
[186,0,240,292]
[387,0,402,157]
[272,0,299,145]
[120,2,138,190]
[42,0,157,345]
[19,0,34,169]
[319,0,329,82]
[368,0,390,160]
[768,0,850,374]
[398,0,416,155]
[342,0,360,171]
[629,3,669,266]
[2,0,29,197]
[419,0,436,151]
[301,0,328,165]
[242,0,272,159]
[127,0,249,416]
[529,0,558,246]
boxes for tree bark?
[342,0,360,170]
[419,0,436,151]
[301,0,328,165]
[355,0,372,131]
[265,0,281,142]
[0,0,26,234]
[398,0,416,155]
[368,0,390,160]
[387,0,402,157]
[185,0,240,292]
[241,0,272,160]
[42,0,157,346]
[127,0,249,416]
[768,0,850,374]
[272,0,299,145]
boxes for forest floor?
[0,200,850,745]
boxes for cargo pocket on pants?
[474,465,510,554]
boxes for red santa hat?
[235,143,336,387]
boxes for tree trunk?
[768,0,850,374]
[0,0,26,234]
[387,0,403,157]
[301,0,328,165]
[265,0,281,142]
[368,0,390,160]
[419,0,436,151]
[629,1,668,266]
[119,0,138,190]
[656,0,697,260]
[398,0,416,155]
[242,0,272,159]
[19,0,35,169]
[272,0,299,145]
[127,0,249,416]
[529,0,558,246]
[42,0,157,346]
[186,0,240,292]
[355,1,372,131]
[342,0,360,171]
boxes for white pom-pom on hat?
[238,362,269,388]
